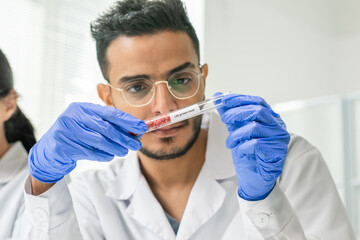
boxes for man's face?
[99,31,207,159]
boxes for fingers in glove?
[231,138,289,162]
[226,122,286,149]
[60,103,144,151]
[221,105,279,126]
[68,102,148,135]
[55,122,135,157]
[75,115,143,151]
[215,93,271,109]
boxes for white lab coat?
[22,113,356,240]
[0,141,28,240]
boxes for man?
[22,0,355,239]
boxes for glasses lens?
[122,79,154,106]
[168,71,200,99]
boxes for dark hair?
[90,0,200,80]
[0,49,36,152]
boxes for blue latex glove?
[28,102,147,183]
[215,93,290,201]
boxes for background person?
[22,0,355,239]
[0,49,36,239]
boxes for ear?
[200,63,208,87]
[2,90,18,122]
[97,83,114,107]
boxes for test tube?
[145,92,229,132]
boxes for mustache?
[139,116,202,160]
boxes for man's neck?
[138,129,208,221]
[138,129,208,191]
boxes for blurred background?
[0,0,359,237]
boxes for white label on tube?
[169,105,201,122]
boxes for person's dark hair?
[90,0,200,80]
[0,49,36,152]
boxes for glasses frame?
[108,66,205,107]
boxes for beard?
[139,115,203,160]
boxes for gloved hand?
[29,102,147,183]
[215,93,290,201]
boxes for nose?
[151,81,177,115]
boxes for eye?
[174,77,191,85]
[128,84,145,93]
[124,79,152,94]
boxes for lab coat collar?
[106,151,141,200]
[106,152,177,239]
[107,153,228,240]
[124,162,227,240]
[176,165,227,239]
[0,141,28,184]
[126,175,177,239]
[106,112,235,239]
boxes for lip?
[151,123,185,137]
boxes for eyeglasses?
[108,69,204,107]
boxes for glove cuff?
[238,183,275,201]
[28,146,65,183]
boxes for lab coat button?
[254,213,270,227]
[32,207,48,222]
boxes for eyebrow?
[118,74,150,84]
[118,61,196,84]
[168,62,196,76]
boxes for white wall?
[203,0,360,104]
[331,0,360,95]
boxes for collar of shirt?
[0,141,28,184]
[104,112,235,239]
